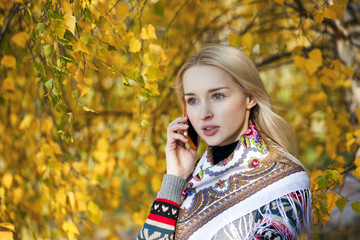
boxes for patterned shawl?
[175,122,310,239]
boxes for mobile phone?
[183,103,199,150]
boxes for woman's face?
[183,65,256,146]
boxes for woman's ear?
[246,95,257,110]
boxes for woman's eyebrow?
[208,87,229,93]
[184,87,229,96]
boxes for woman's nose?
[200,104,213,120]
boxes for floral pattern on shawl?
[181,120,266,201]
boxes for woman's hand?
[165,116,197,180]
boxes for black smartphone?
[183,103,199,150]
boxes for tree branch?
[0,3,20,52]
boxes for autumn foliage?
[0,0,360,239]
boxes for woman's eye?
[187,98,198,105]
[212,93,224,100]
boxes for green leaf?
[351,201,360,214]
[64,30,77,42]
[317,176,329,189]
[51,65,67,75]
[319,194,329,215]
[45,79,53,90]
[154,1,165,18]
[60,54,77,66]
[122,77,130,86]
[137,74,145,85]
[140,119,150,127]
[48,9,64,20]
[83,105,98,113]
[57,36,71,45]
[40,76,49,83]
[37,23,46,34]
[84,8,94,23]
[336,197,347,212]
[54,20,66,37]
[326,169,340,181]
[24,8,31,24]
[34,62,44,73]
[0,95,5,105]
[43,44,53,58]
[108,44,117,51]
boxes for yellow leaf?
[354,157,360,167]
[115,2,131,19]
[77,83,89,97]
[0,231,13,240]
[145,82,159,95]
[335,155,346,164]
[320,76,333,87]
[305,48,322,74]
[62,221,80,235]
[228,33,241,47]
[151,175,161,192]
[242,32,253,53]
[309,48,322,65]
[56,188,67,206]
[0,223,15,232]
[1,55,16,68]
[274,0,284,5]
[326,192,339,213]
[323,6,337,19]
[1,77,15,91]
[74,41,89,55]
[87,201,103,225]
[13,188,23,204]
[74,69,83,83]
[50,141,62,155]
[354,129,360,137]
[149,43,163,55]
[129,37,141,53]
[342,66,353,77]
[144,155,156,168]
[11,32,28,48]
[19,114,33,130]
[41,143,54,157]
[140,24,157,40]
[293,56,306,69]
[64,14,76,35]
[2,174,13,189]
[62,1,73,15]
[353,167,360,180]
[314,10,324,24]
[68,192,76,209]
[93,150,108,162]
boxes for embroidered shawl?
[175,122,311,239]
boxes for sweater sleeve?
[137,174,186,240]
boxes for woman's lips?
[202,126,219,136]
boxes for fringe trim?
[211,189,312,240]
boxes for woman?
[138,44,312,240]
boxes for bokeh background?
[0,0,360,239]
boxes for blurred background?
[0,0,359,239]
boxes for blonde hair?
[176,44,302,166]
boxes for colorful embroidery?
[214,179,227,189]
[248,158,260,168]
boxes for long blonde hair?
[176,44,302,166]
